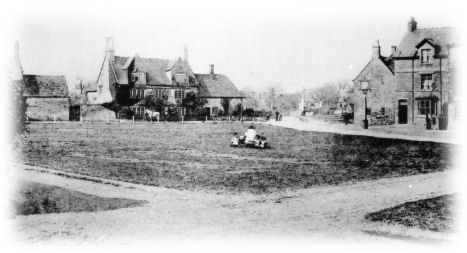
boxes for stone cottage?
[196,64,244,116]
[11,42,70,121]
[353,40,395,125]
[22,75,70,121]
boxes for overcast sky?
[7,0,458,94]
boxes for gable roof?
[353,56,394,82]
[415,38,437,48]
[392,27,453,58]
[195,74,244,98]
[22,75,69,97]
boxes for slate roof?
[114,55,172,85]
[392,27,453,58]
[195,74,244,98]
[22,75,69,97]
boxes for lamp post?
[239,91,244,122]
[360,80,370,129]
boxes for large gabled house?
[86,38,244,118]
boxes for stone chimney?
[106,37,115,63]
[408,17,417,32]
[210,64,215,76]
[372,40,380,60]
[184,44,188,63]
[391,45,397,55]
[10,41,23,81]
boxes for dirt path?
[9,164,457,243]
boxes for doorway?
[398,99,408,124]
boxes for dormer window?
[174,73,187,84]
[131,72,147,85]
[421,49,431,64]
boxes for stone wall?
[394,57,450,125]
[353,58,396,126]
[26,97,69,121]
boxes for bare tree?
[75,78,91,95]
[263,83,283,110]
[311,83,339,106]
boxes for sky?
[5,0,460,94]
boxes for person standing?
[275,111,279,121]
[425,112,431,130]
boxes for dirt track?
[9,164,457,243]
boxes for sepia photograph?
[1,0,466,252]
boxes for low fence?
[26,115,270,124]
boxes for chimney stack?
[14,41,20,59]
[210,64,215,76]
[106,37,115,62]
[391,46,397,55]
[184,44,188,63]
[408,17,417,32]
[372,40,380,60]
[10,41,23,81]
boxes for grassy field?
[20,122,454,193]
[364,194,456,232]
[15,181,147,215]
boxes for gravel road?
[9,164,457,244]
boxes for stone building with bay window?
[353,17,456,128]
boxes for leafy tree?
[181,91,207,114]
[220,98,231,115]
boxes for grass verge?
[14,181,147,215]
[364,194,456,232]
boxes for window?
[131,72,146,85]
[131,106,146,117]
[177,107,186,116]
[130,89,144,99]
[154,89,164,98]
[98,86,103,94]
[174,90,185,99]
[417,99,436,115]
[380,107,386,115]
[174,73,187,84]
[421,49,431,64]
[211,107,219,115]
[421,74,433,91]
